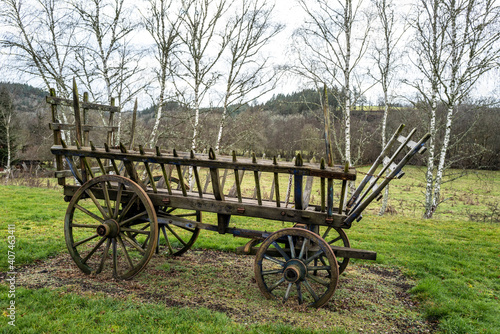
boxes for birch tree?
[0,86,15,177]
[215,0,283,153]
[294,0,373,166]
[72,0,144,144]
[174,0,230,152]
[371,0,407,215]
[409,0,500,218]
[143,0,179,148]
[0,0,77,141]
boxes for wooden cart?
[47,83,430,308]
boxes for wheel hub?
[283,259,307,283]
[96,219,120,238]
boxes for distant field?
[0,167,499,333]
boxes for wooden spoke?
[112,238,118,277]
[102,182,113,218]
[165,224,187,246]
[302,279,319,302]
[263,254,285,266]
[269,277,285,292]
[85,188,109,219]
[114,182,124,219]
[296,282,303,304]
[71,223,100,228]
[271,241,290,261]
[119,211,148,227]
[298,238,308,260]
[307,274,330,287]
[261,269,283,275]
[73,234,99,248]
[117,235,134,269]
[161,226,174,255]
[118,193,138,221]
[121,227,151,235]
[96,238,112,274]
[121,233,147,255]
[74,204,105,224]
[82,237,107,264]
[287,235,296,259]
[283,283,293,303]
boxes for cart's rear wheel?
[65,175,158,279]
[156,208,200,256]
[317,226,350,274]
[254,228,339,308]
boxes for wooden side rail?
[52,143,356,230]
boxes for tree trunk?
[379,89,390,215]
[423,94,438,218]
[215,105,228,153]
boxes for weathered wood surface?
[46,96,121,113]
[51,145,356,180]
[62,184,349,228]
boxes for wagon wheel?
[316,226,350,274]
[254,228,339,308]
[156,208,200,256]
[65,175,158,279]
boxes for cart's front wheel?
[254,228,339,308]
[65,175,158,279]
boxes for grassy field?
[0,167,499,333]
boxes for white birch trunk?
[215,105,228,153]
[5,114,12,180]
[149,103,164,149]
[379,89,390,215]
[424,94,437,218]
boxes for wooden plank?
[55,165,114,178]
[140,145,157,193]
[294,154,303,210]
[49,88,65,186]
[119,143,141,185]
[46,95,120,113]
[320,158,326,212]
[72,79,87,183]
[156,147,172,195]
[272,156,280,207]
[107,97,115,147]
[208,149,230,233]
[191,151,203,198]
[49,123,119,131]
[173,150,187,196]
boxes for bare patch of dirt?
[7,250,437,333]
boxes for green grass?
[1,168,499,333]
[0,286,343,334]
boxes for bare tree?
[294,0,373,166]
[371,0,407,215]
[1,0,77,141]
[142,0,179,148]
[409,0,500,218]
[0,86,15,177]
[214,0,283,153]
[72,0,145,144]
[173,0,230,152]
